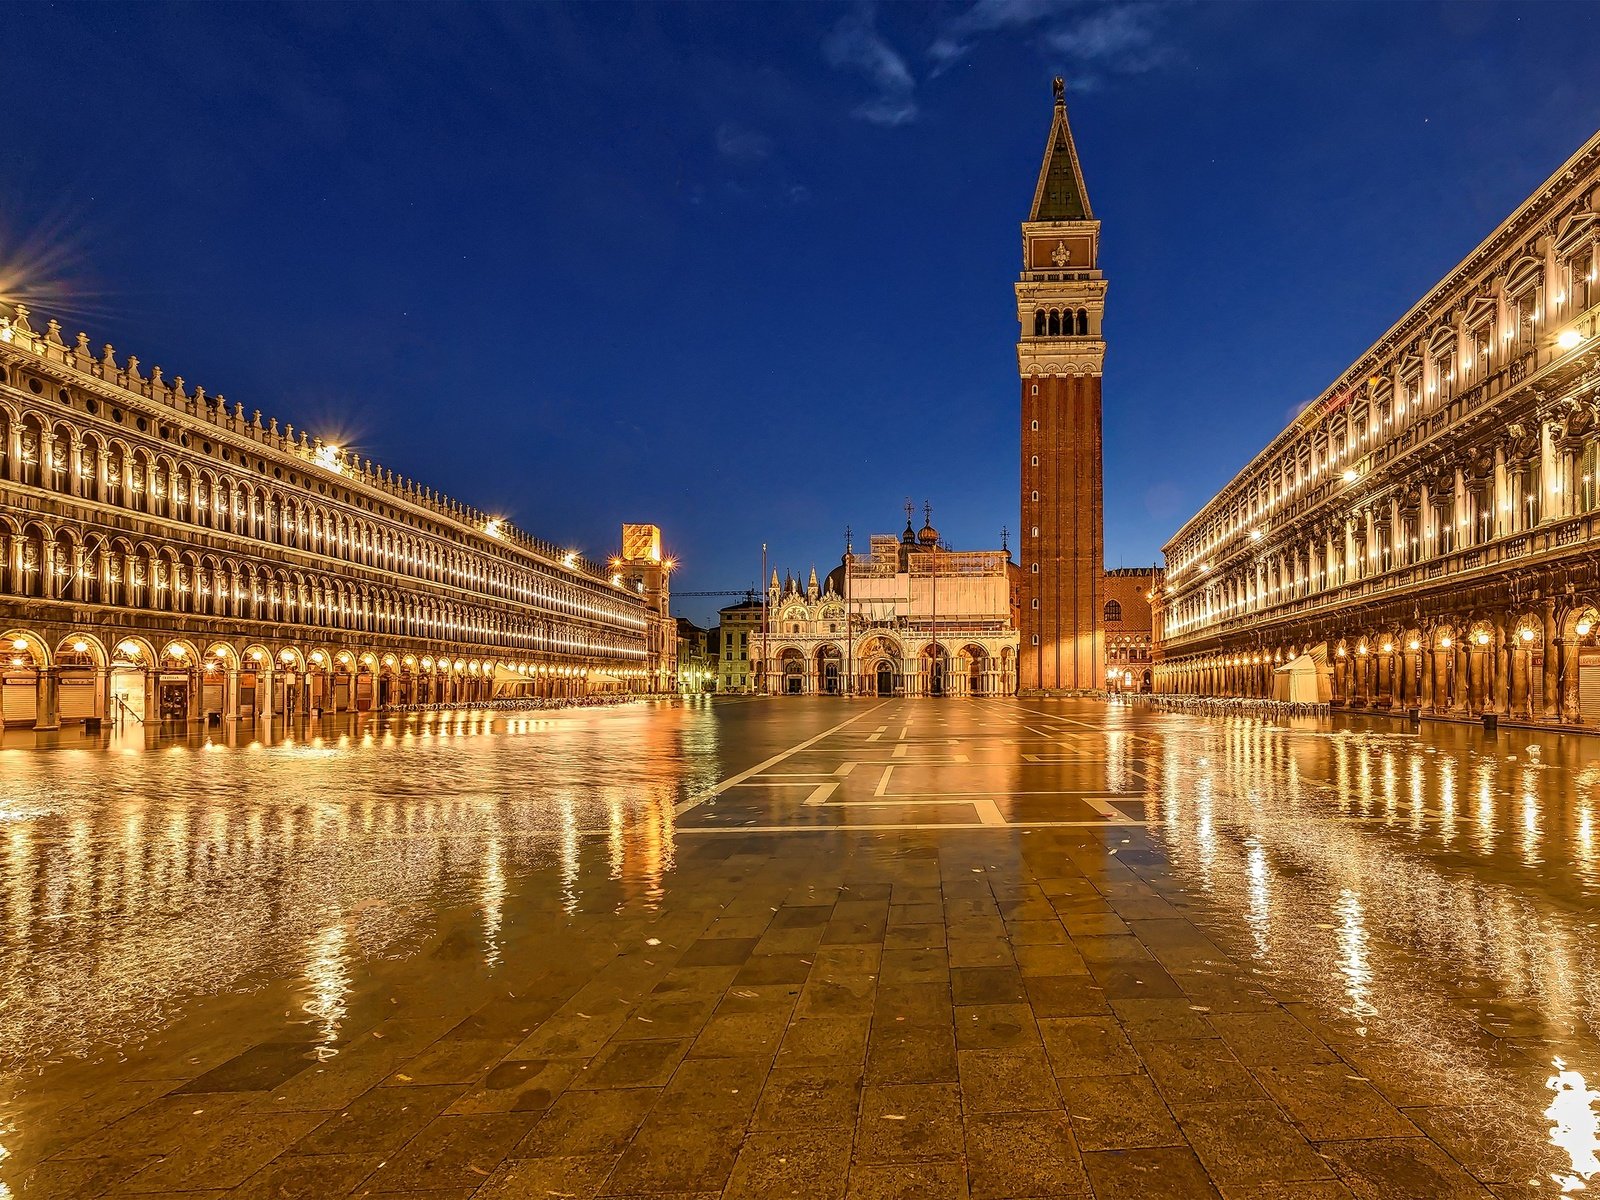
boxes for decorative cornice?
[1018,342,1105,377]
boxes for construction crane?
[673,588,758,599]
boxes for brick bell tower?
[1018,77,1105,694]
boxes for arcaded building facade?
[0,307,660,728]
[1156,130,1600,725]
[754,518,1019,697]
[1018,78,1107,693]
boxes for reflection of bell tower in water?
[1018,78,1105,693]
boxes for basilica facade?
[1155,128,1600,727]
[753,516,1020,697]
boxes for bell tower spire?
[1029,77,1093,222]
[1017,77,1106,693]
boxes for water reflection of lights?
[303,922,351,1056]
[1193,773,1217,886]
[1408,754,1426,833]
[1439,757,1457,844]
[559,796,580,913]
[1475,763,1498,856]
[1245,838,1270,959]
[1334,889,1375,1023]
[1105,729,1128,793]
[1520,766,1544,867]
[609,800,626,881]
[0,705,693,1069]
[480,837,505,969]
[1546,1059,1600,1192]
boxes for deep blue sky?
[4,2,1598,627]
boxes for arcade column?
[35,667,59,731]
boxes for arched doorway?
[875,661,894,697]
[0,632,43,728]
[110,637,153,723]
[1567,605,1600,723]
[780,648,804,695]
[817,645,842,694]
[56,634,105,724]
[923,643,949,697]
[963,644,988,696]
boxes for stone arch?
[111,633,158,667]
[0,629,51,668]
[56,631,107,667]
[205,641,240,669]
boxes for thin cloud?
[1045,4,1174,85]
[929,0,1065,71]
[931,0,1177,88]
[823,7,918,127]
[715,122,773,162]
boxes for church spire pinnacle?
[1029,77,1092,222]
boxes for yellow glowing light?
[8,638,25,651]
[1440,635,1452,649]
[1521,628,1536,643]
[1558,329,1584,351]
[1475,631,1491,646]
[1342,469,1358,483]
[1579,620,1595,638]
[71,640,87,653]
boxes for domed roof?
[918,522,939,546]
[901,521,916,546]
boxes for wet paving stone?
[1061,1074,1183,1152]
[7,698,1600,1196]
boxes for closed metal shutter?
[1581,660,1600,724]
[239,672,257,717]
[356,675,373,711]
[59,672,96,720]
[3,675,37,726]
[334,678,350,711]
[1530,656,1545,714]
[202,681,224,716]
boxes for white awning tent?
[1272,643,1332,704]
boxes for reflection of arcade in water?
[0,625,636,731]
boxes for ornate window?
[1104,600,1122,622]
[1567,245,1594,314]
[1507,260,1542,354]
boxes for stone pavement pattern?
[2,697,1598,1197]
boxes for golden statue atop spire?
[1052,76,1065,106]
